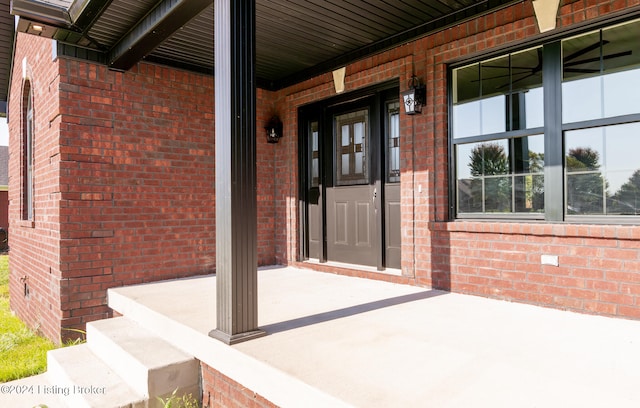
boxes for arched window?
[22,81,33,220]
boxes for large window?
[562,21,640,216]
[453,46,545,217]
[451,18,640,221]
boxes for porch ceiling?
[0,0,14,116]
[1,0,519,111]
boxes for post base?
[209,328,266,345]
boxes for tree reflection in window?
[565,122,640,216]
[457,137,544,215]
[469,143,511,212]
[566,147,606,214]
[566,144,640,215]
[609,171,640,214]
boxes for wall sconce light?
[401,76,426,115]
[265,116,283,143]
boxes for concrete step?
[0,373,65,408]
[86,317,199,400]
[47,344,146,408]
[107,276,354,408]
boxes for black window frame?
[449,45,546,220]
[449,15,640,224]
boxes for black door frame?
[298,80,399,270]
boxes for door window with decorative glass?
[335,109,369,186]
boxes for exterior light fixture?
[401,76,426,115]
[265,116,283,143]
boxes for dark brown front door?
[325,108,378,266]
[300,85,400,270]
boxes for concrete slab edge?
[108,288,353,408]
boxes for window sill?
[430,219,640,240]
[16,220,35,228]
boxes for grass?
[158,388,200,408]
[0,255,56,383]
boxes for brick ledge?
[429,220,640,240]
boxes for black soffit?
[0,0,15,116]
[7,0,519,91]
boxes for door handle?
[372,187,377,208]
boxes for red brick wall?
[53,61,218,337]
[55,62,278,338]
[10,50,278,341]
[256,89,277,266]
[278,0,640,320]
[201,363,278,408]
[429,222,640,318]
[8,33,63,341]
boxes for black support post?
[209,0,264,345]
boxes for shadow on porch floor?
[110,265,640,407]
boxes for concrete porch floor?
[109,265,640,408]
